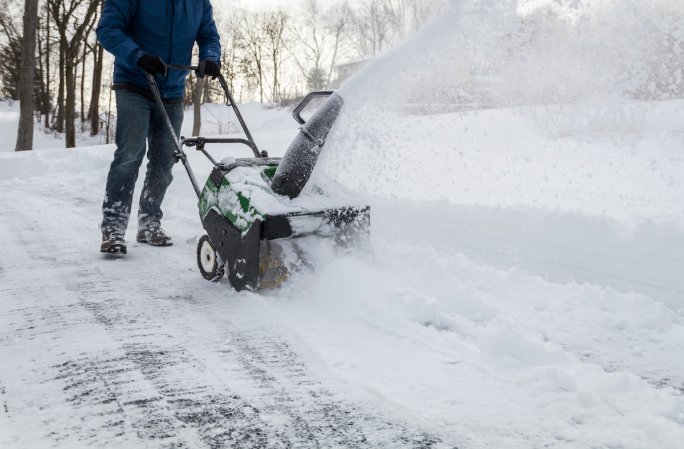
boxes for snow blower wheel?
[197,235,225,281]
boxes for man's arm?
[197,0,221,64]
[96,0,144,70]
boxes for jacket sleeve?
[197,0,221,63]
[96,0,144,70]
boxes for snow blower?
[146,66,369,291]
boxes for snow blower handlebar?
[145,64,265,199]
[164,64,263,159]
[293,90,335,125]
[146,72,203,198]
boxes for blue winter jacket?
[97,0,221,99]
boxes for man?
[97,0,221,254]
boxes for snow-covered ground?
[0,101,89,150]
[2,1,684,448]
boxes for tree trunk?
[80,41,86,127]
[203,77,211,104]
[47,0,101,145]
[272,49,279,103]
[15,0,39,152]
[65,55,77,148]
[36,17,45,118]
[192,76,203,136]
[44,11,50,129]
[106,82,112,144]
[257,63,263,103]
[89,42,103,136]
[54,38,65,132]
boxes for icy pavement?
[0,164,455,448]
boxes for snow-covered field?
[2,1,684,448]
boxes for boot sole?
[136,238,173,247]
[101,243,127,254]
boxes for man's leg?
[137,100,184,234]
[101,91,152,236]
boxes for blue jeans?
[101,90,184,234]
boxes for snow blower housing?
[146,67,369,291]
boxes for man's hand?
[197,59,220,79]
[137,55,167,77]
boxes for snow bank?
[0,146,114,180]
[275,231,684,448]
[0,102,66,152]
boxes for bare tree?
[218,15,241,96]
[0,2,22,100]
[289,0,325,89]
[88,41,104,136]
[191,75,205,136]
[79,36,87,128]
[263,10,288,102]
[207,0,440,103]
[47,0,100,147]
[15,0,39,151]
[324,1,353,86]
[383,0,410,37]
[288,0,356,91]
[36,12,51,128]
[4,0,446,149]
[237,10,267,102]
[360,0,390,57]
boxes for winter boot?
[136,225,173,247]
[101,231,127,254]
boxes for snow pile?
[275,236,684,448]
[0,146,115,180]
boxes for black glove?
[137,55,167,77]
[197,59,221,79]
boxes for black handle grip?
[293,91,334,125]
[165,63,199,72]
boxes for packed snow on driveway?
[2,1,684,448]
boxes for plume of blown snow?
[341,0,684,110]
[311,0,684,225]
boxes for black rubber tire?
[197,235,224,281]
